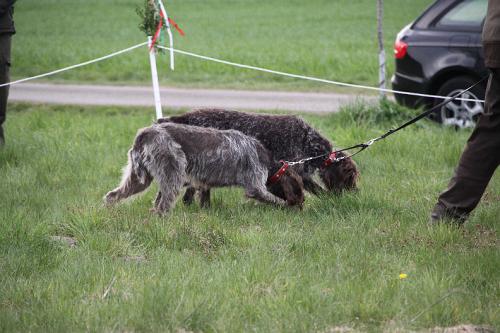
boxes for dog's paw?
[149,207,169,217]
[274,198,287,208]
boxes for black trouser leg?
[0,34,12,144]
[432,69,500,222]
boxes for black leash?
[284,74,489,166]
[361,75,488,144]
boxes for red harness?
[321,151,337,168]
[268,161,289,184]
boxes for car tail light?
[394,40,408,59]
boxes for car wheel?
[433,76,485,129]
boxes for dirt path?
[9,83,378,113]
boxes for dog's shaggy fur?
[104,123,304,214]
[158,109,359,197]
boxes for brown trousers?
[0,33,11,139]
[433,68,500,219]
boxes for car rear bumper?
[391,72,430,108]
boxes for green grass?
[0,103,498,332]
[12,0,431,91]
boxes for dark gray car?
[391,0,488,128]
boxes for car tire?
[433,76,486,129]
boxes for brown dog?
[159,109,359,200]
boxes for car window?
[435,0,487,30]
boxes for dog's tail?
[129,148,149,185]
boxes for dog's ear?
[267,179,286,201]
[339,157,359,190]
[280,170,305,207]
[320,155,359,193]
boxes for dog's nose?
[287,199,304,209]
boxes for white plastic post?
[157,0,175,70]
[148,36,163,119]
[377,0,386,101]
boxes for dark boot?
[430,202,467,226]
[430,69,500,225]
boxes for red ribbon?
[149,13,185,51]
[268,161,289,184]
[322,151,337,168]
[149,11,165,51]
[168,17,185,36]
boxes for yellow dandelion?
[399,273,408,279]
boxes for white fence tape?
[1,40,485,104]
[0,42,148,88]
[157,0,175,70]
[157,45,485,103]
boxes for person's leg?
[0,34,12,145]
[431,69,500,224]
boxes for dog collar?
[268,161,289,184]
[321,151,337,168]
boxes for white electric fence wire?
[0,40,486,104]
[158,45,485,103]
[0,42,148,88]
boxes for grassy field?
[11,0,431,90]
[0,103,498,332]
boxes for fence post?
[157,0,175,70]
[148,36,163,119]
[377,0,386,101]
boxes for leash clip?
[364,138,376,147]
[286,160,301,166]
[360,138,377,149]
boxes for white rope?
[0,41,148,88]
[158,45,485,103]
[1,40,485,104]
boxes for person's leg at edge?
[431,68,500,225]
[0,34,12,146]
[0,34,11,146]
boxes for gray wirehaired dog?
[104,123,304,215]
[158,109,359,200]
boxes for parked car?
[391,0,488,128]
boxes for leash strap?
[282,75,489,166]
[372,74,488,142]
